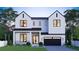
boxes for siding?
[32,19,48,32]
[48,11,66,34]
[15,12,32,28]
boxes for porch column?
[29,32,32,44]
[39,32,41,42]
[13,31,16,45]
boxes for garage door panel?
[44,39,61,46]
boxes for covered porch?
[13,29,41,46]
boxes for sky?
[13,7,73,17]
[0,7,74,17]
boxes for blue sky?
[13,7,73,17]
[0,7,74,17]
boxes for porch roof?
[13,28,41,31]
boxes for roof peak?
[49,10,64,17]
[18,10,64,18]
[19,11,31,17]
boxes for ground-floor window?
[32,32,39,44]
[20,33,27,42]
[32,35,39,44]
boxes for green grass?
[66,45,79,51]
[0,45,47,51]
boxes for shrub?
[26,42,31,46]
[39,42,43,46]
[22,44,26,46]
[0,39,5,41]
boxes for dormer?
[15,11,32,28]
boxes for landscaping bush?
[39,42,43,46]
[26,42,31,46]
[73,38,79,41]
[21,44,26,46]
[0,39,5,41]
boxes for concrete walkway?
[45,46,75,51]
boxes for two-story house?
[13,10,66,46]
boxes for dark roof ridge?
[19,11,31,18]
[49,10,64,17]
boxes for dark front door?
[44,39,61,46]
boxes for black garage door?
[44,39,61,46]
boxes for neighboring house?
[13,10,66,46]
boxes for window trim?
[20,33,27,42]
[53,19,61,27]
[20,20,27,27]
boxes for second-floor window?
[53,19,61,27]
[20,20,27,27]
[33,21,35,26]
[39,21,41,26]
[33,21,41,26]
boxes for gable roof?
[49,10,64,17]
[17,11,31,18]
[16,10,64,20]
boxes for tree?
[66,28,71,45]
[0,7,17,45]
[0,23,9,39]
[64,9,79,45]
[64,9,79,22]
[0,7,18,23]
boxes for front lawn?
[0,45,47,51]
[66,45,79,51]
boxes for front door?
[32,33,39,44]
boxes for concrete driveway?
[45,46,75,51]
